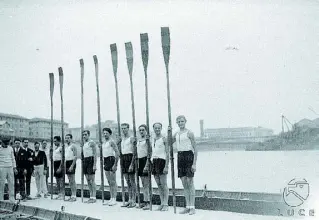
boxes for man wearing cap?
[0,139,17,202]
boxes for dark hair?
[138,124,147,130]
[54,136,61,142]
[22,138,28,142]
[153,122,163,128]
[121,123,129,128]
[66,134,73,139]
[83,130,90,135]
[102,127,112,135]
[34,141,40,146]
[2,138,10,146]
[42,140,47,143]
[14,139,21,143]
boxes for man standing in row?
[33,142,48,198]
[41,140,50,191]
[15,139,33,201]
[0,139,17,202]
[22,139,34,199]
[65,134,77,202]
[82,130,97,203]
[120,123,136,208]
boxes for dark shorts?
[121,153,135,174]
[66,160,76,175]
[104,156,115,171]
[177,151,194,178]
[152,158,166,176]
[53,160,63,178]
[138,157,148,177]
[83,156,95,175]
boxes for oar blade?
[140,33,149,72]
[58,67,63,91]
[49,73,54,98]
[125,42,133,75]
[161,27,170,67]
[110,43,118,76]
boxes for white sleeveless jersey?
[83,140,95,158]
[53,146,62,161]
[137,139,147,158]
[175,130,193,152]
[103,140,115,158]
[65,143,75,161]
[152,137,166,160]
[121,137,133,154]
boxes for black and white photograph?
[0,0,318,219]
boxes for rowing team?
[0,115,198,215]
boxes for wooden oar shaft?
[49,73,54,200]
[93,55,104,203]
[58,67,66,200]
[80,59,84,203]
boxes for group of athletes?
[0,115,197,215]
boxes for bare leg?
[91,174,96,198]
[180,177,190,214]
[188,177,196,214]
[141,176,150,202]
[67,174,76,198]
[129,174,136,205]
[124,174,131,204]
[160,174,169,207]
[154,176,163,205]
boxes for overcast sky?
[1,0,318,135]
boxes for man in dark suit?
[13,139,21,199]
[16,139,34,200]
[15,139,30,201]
[21,139,34,200]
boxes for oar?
[93,55,105,204]
[110,43,126,206]
[125,42,141,207]
[80,59,85,203]
[49,73,54,200]
[161,27,176,213]
[140,33,153,210]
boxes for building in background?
[0,121,15,136]
[0,113,29,138]
[203,126,274,142]
[29,118,69,140]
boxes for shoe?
[54,195,63,200]
[44,194,48,198]
[142,203,150,210]
[26,196,33,200]
[161,205,168,211]
[156,205,164,211]
[108,199,117,206]
[69,197,77,202]
[36,194,41,198]
[127,203,136,208]
[121,202,130,207]
[179,208,190,214]
[88,198,96,203]
[136,203,146,209]
[189,208,196,215]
